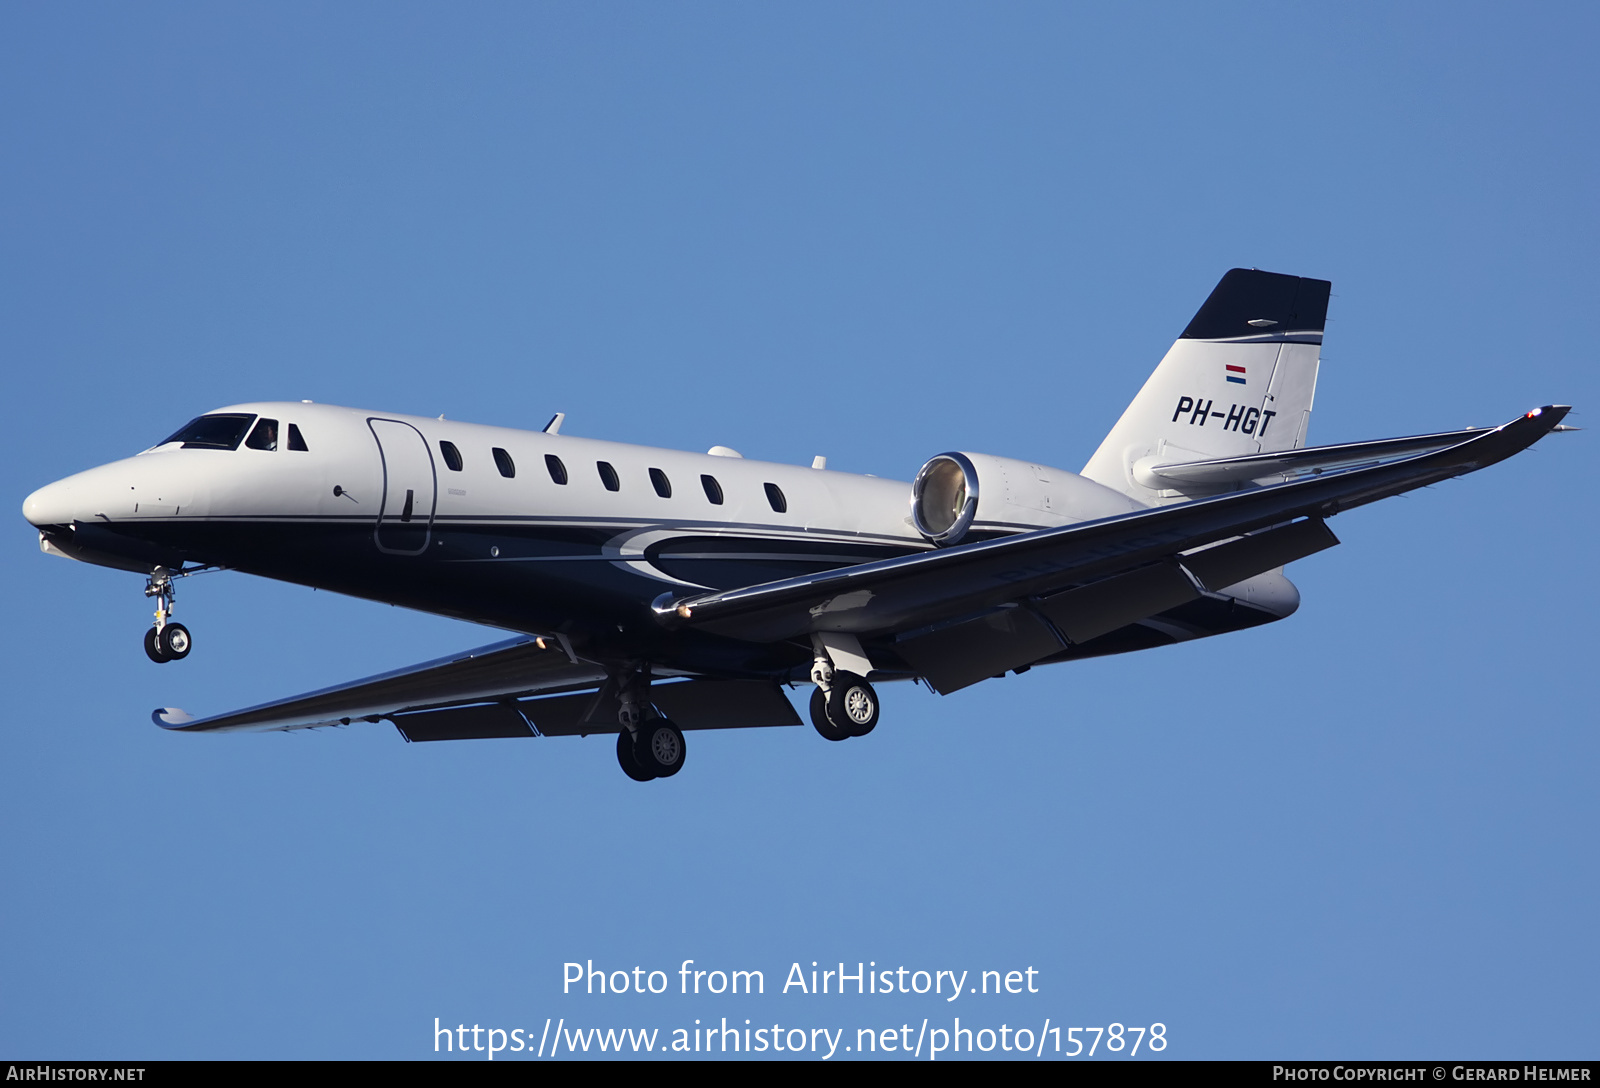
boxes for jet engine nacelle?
[910,452,1146,546]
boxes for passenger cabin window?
[545,454,568,485]
[439,440,463,471]
[245,418,279,451]
[597,461,621,492]
[764,482,787,513]
[161,413,255,450]
[287,423,308,451]
[701,474,724,505]
[649,468,671,498]
[493,447,516,478]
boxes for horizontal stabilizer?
[1133,425,1494,491]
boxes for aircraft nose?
[22,480,77,528]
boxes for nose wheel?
[143,622,191,663]
[142,567,193,663]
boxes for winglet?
[153,707,196,729]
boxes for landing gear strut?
[611,664,687,781]
[142,567,192,664]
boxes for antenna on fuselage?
[544,412,566,435]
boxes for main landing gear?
[808,643,879,742]
[616,719,686,781]
[612,666,686,781]
[142,567,192,664]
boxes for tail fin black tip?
[1180,268,1331,342]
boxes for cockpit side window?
[288,424,309,452]
[245,418,280,451]
[160,414,256,450]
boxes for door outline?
[368,418,438,555]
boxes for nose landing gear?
[142,567,192,663]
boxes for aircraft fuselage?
[23,400,1287,681]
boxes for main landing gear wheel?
[616,720,687,780]
[144,628,169,664]
[616,729,654,782]
[827,672,879,737]
[159,623,191,660]
[636,719,687,778]
[808,687,851,742]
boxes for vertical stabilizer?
[1082,269,1330,503]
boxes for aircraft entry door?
[369,418,437,555]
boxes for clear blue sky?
[3,2,1595,1060]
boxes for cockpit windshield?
[245,418,279,451]
[158,414,257,450]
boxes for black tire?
[636,719,686,778]
[809,687,851,741]
[143,627,169,664]
[159,623,192,660]
[617,729,655,782]
[827,672,879,737]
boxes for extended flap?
[1181,519,1339,592]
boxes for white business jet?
[22,269,1570,780]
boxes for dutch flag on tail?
[1225,365,1247,385]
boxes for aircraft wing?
[654,406,1568,646]
[153,636,609,734]
[153,636,804,740]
